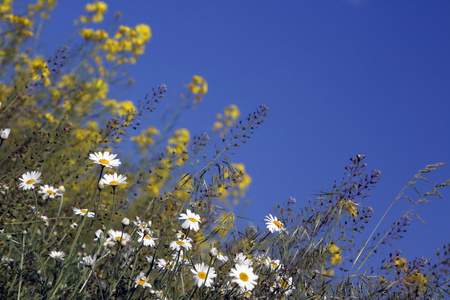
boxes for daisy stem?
[105,187,117,238]
[44,194,64,246]
[17,231,26,300]
[49,213,89,298]
[29,190,39,246]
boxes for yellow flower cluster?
[329,243,343,266]
[102,99,136,116]
[80,24,151,65]
[30,56,51,86]
[213,104,240,134]
[166,128,190,166]
[188,75,208,103]
[3,13,33,37]
[218,163,251,205]
[79,1,107,23]
[131,126,160,155]
[338,199,358,219]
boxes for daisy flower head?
[265,214,285,233]
[234,253,252,266]
[38,185,61,199]
[135,272,152,288]
[89,151,121,168]
[230,263,259,291]
[170,239,192,251]
[101,173,127,187]
[0,128,10,140]
[172,250,189,264]
[137,231,157,247]
[49,251,65,261]
[80,255,97,267]
[18,171,42,190]
[108,229,131,245]
[191,262,217,287]
[156,258,174,271]
[73,208,95,218]
[179,209,201,231]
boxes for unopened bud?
[122,217,130,226]
[58,186,65,194]
[98,181,105,190]
[0,128,10,140]
[209,247,218,257]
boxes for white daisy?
[135,272,152,288]
[80,255,97,267]
[108,229,131,244]
[172,250,189,264]
[137,231,157,247]
[101,173,128,187]
[191,262,217,287]
[170,239,192,251]
[268,258,282,271]
[73,208,95,218]
[265,214,285,233]
[38,185,61,199]
[0,128,10,140]
[89,151,121,168]
[179,209,201,231]
[18,171,42,190]
[49,251,65,261]
[229,263,258,291]
[234,253,252,266]
[156,258,174,271]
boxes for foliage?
[0,1,449,299]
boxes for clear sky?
[43,1,450,263]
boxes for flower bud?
[0,128,10,140]
[122,217,130,226]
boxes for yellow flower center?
[26,179,35,185]
[138,278,146,285]
[81,209,88,214]
[99,158,110,165]
[110,181,119,185]
[188,217,198,223]
[144,235,151,240]
[198,271,207,279]
[115,237,123,241]
[47,190,55,195]
[176,241,185,245]
[271,262,279,268]
[239,272,249,282]
[274,220,282,228]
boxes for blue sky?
[44,1,450,263]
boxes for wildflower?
[265,214,285,233]
[0,128,10,140]
[73,208,95,218]
[101,173,127,187]
[191,262,217,287]
[108,229,131,244]
[38,185,61,199]
[37,212,48,222]
[89,151,121,168]
[179,209,201,231]
[268,258,282,271]
[156,258,174,271]
[49,251,65,261]
[271,276,295,296]
[137,231,157,247]
[234,253,252,266]
[172,250,189,264]
[135,272,152,288]
[133,216,150,231]
[122,217,130,226]
[230,263,258,291]
[80,255,97,267]
[170,239,192,251]
[1,256,14,266]
[18,171,42,190]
